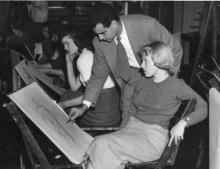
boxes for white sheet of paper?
[8,82,93,164]
[209,88,220,169]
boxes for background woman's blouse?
[77,48,115,89]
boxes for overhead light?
[48,6,66,9]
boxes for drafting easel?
[15,60,36,85]
[14,59,66,96]
[27,61,66,96]
[7,102,80,169]
[6,82,93,169]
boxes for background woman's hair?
[61,29,94,54]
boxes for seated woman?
[7,19,35,58]
[80,41,207,169]
[34,27,66,84]
[59,30,121,126]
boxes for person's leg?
[86,117,169,169]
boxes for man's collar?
[115,19,126,41]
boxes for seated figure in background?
[59,30,121,126]
[34,25,66,85]
[7,19,35,58]
[82,41,207,169]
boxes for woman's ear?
[143,47,152,56]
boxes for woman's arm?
[41,68,64,76]
[169,79,208,146]
[66,54,81,91]
[176,80,208,126]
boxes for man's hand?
[67,103,88,123]
[58,102,66,109]
[168,120,187,146]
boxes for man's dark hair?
[90,3,120,29]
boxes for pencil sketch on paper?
[32,97,81,147]
[8,82,93,164]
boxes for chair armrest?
[158,98,197,167]
[169,98,197,130]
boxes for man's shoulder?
[120,14,155,22]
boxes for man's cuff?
[82,100,92,108]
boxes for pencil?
[66,118,72,123]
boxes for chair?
[125,98,197,169]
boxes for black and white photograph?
[0,1,215,169]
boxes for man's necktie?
[115,37,130,81]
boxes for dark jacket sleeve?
[83,37,110,105]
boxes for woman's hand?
[168,120,187,146]
[66,53,75,63]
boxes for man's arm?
[121,69,141,116]
[67,38,110,122]
[59,95,83,109]
[83,38,110,105]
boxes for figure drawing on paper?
[32,97,81,147]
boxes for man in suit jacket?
[68,3,183,122]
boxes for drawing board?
[10,44,34,61]
[15,60,36,84]
[27,61,65,95]
[209,87,220,169]
[8,82,93,164]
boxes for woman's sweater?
[128,76,207,129]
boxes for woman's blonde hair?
[139,41,174,75]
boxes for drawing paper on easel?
[15,60,36,84]
[8,82,93,164]
[27,61,65,95]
